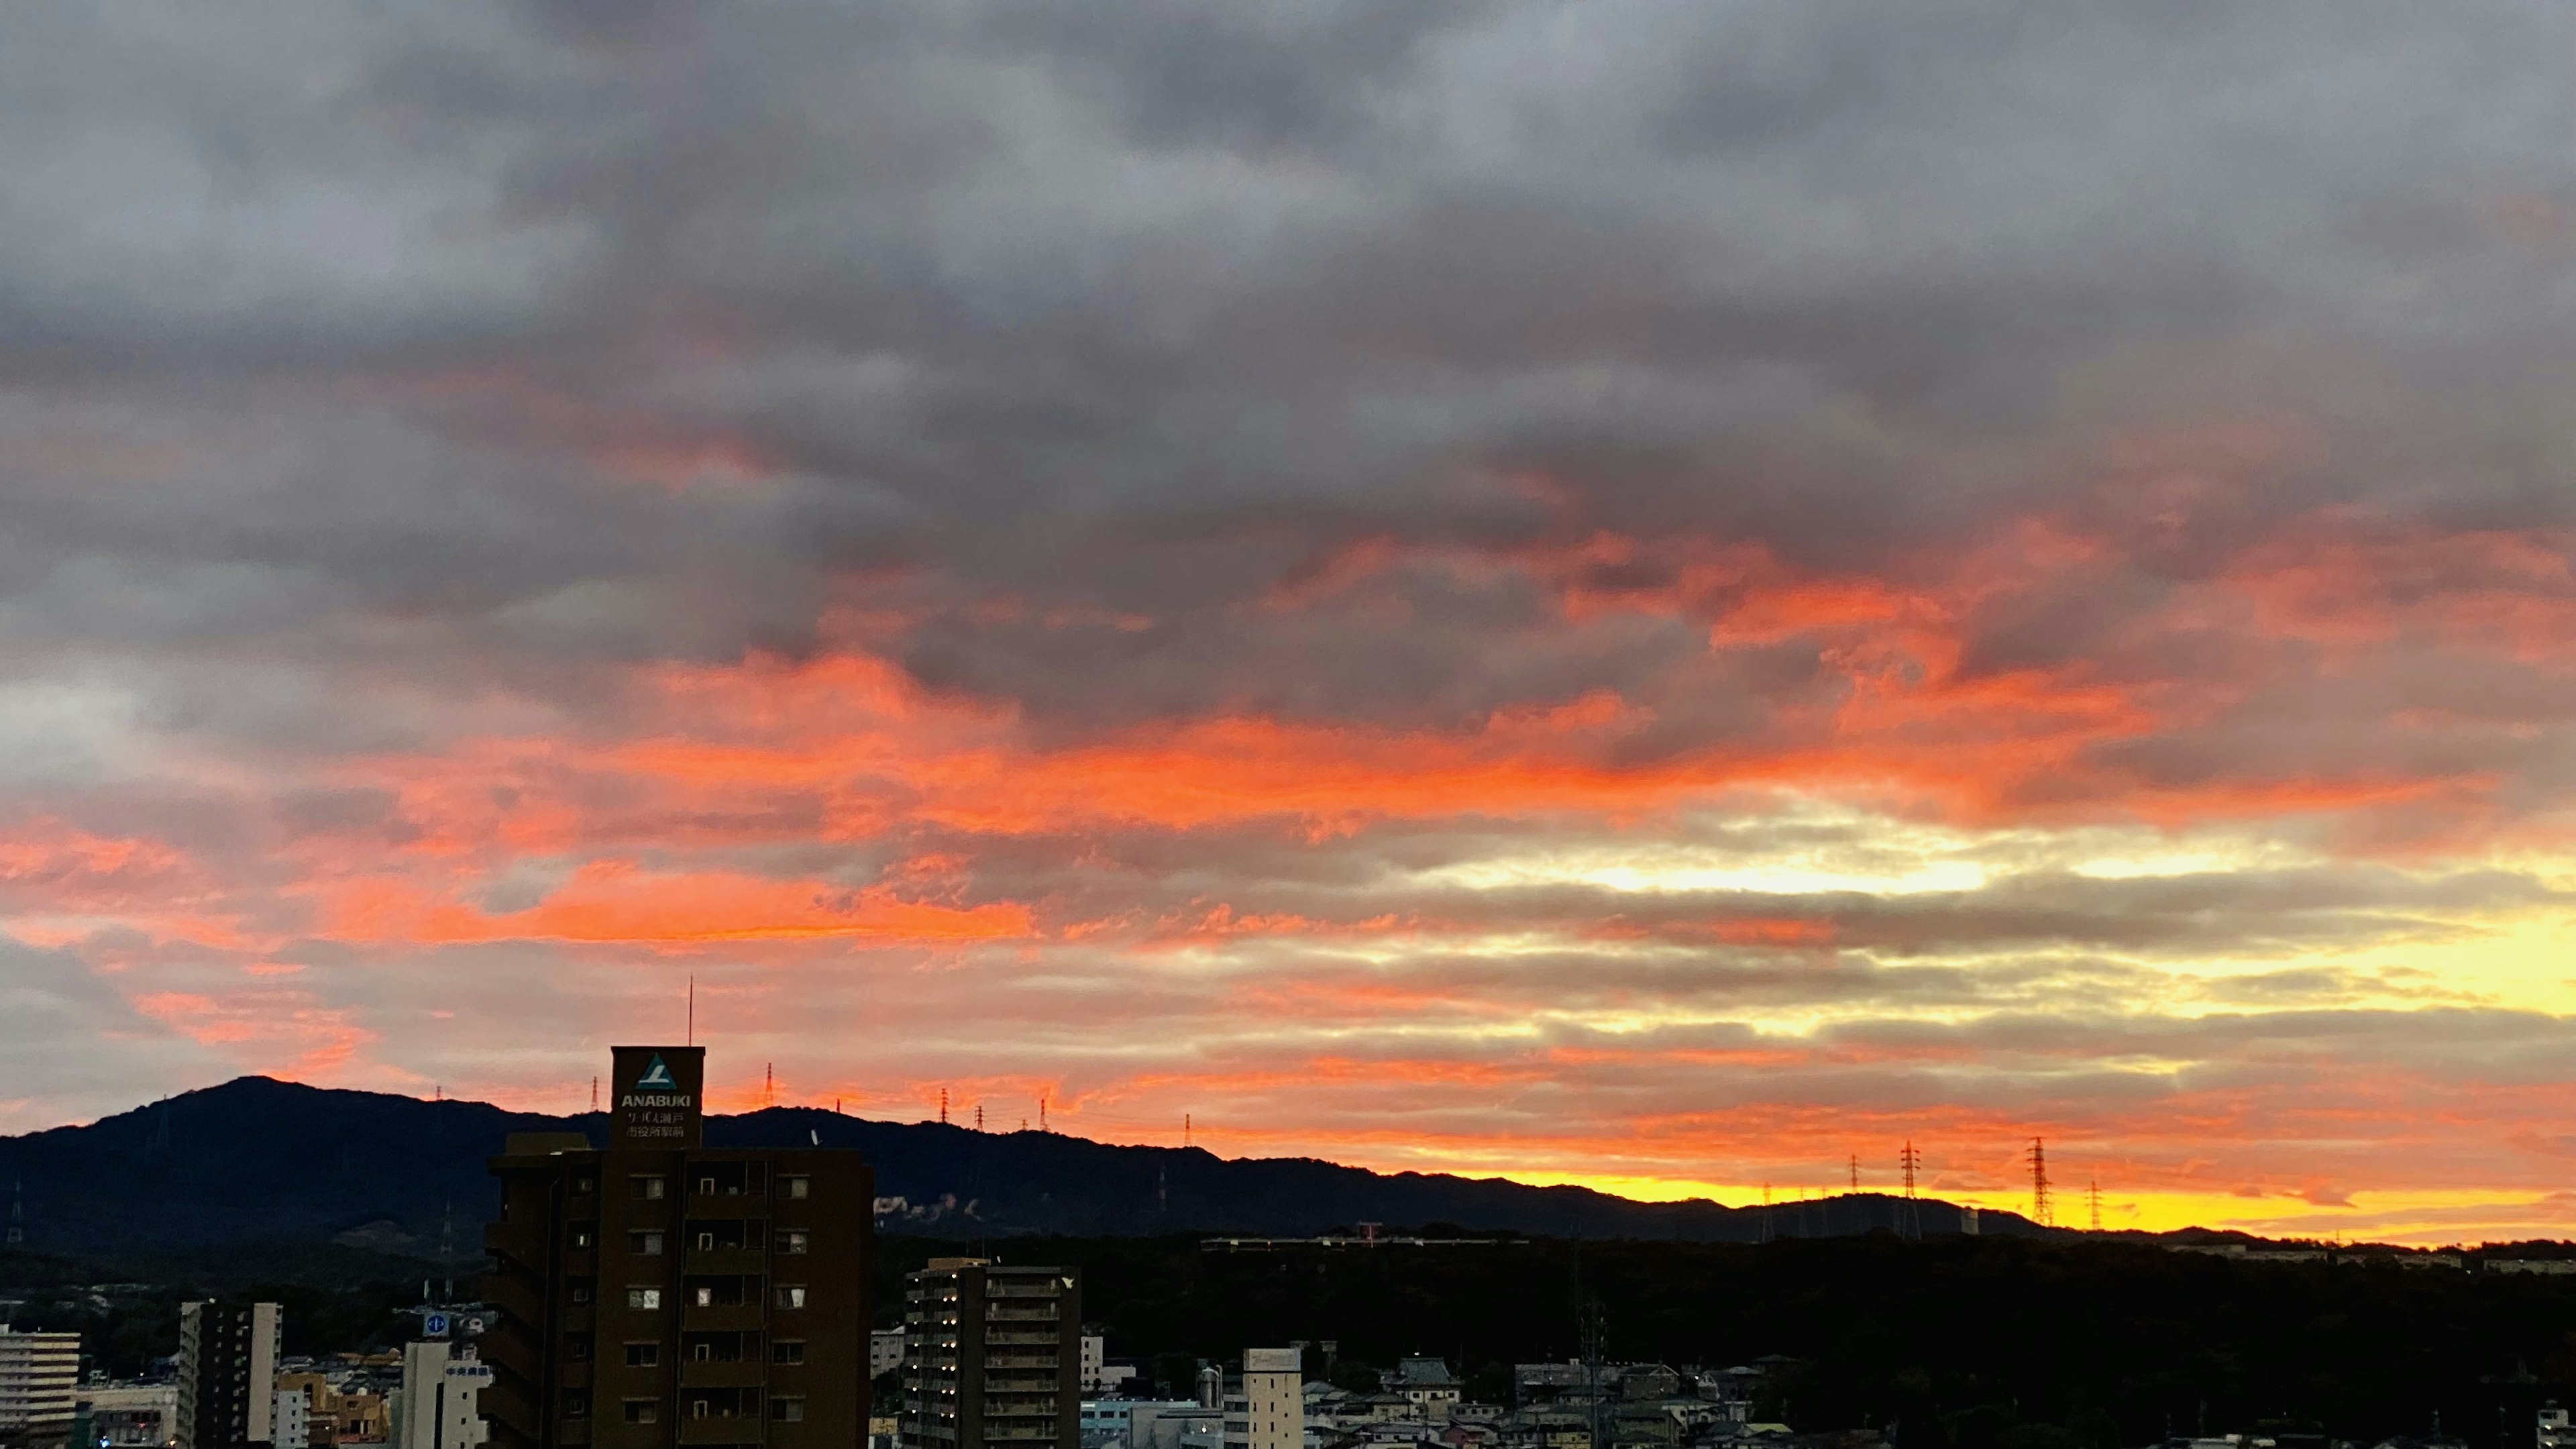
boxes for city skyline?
[11,3,2576,1247]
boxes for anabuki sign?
[610,1044,704,1148]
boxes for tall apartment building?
[0,1324,80,1446]
[178,1302,280,1449]
[482,1047,873,1449]
[898,1260,1079,1449]
[399,1340,494,1449]
[1220,1351,1299,1449]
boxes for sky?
[8,1,2576,1245]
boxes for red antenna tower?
[1848,1154,1859,1190]
[763,1063,774,1108]
[1185,1112,1192,1146]
[2088,1176,2102,1232]
[1039,1095,1049,1132]
[2028,1138,2053,1226]
[975,1104,985,1132]
[938,1087,948,1125]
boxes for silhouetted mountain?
[0,1076,2050,1255]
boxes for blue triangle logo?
[636,1054,677,1091]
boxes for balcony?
[680,1303,767,1334]
[678,1416,765,1444]
[684,1247,767,1277]
[985,1307,1058,1322]
[678,1360,767,1390]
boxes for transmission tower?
[1759,1183,1774,1244]
[5,1179,22,1249]
[2088,1177,2102,1232]
[939,1087,949,1125]
[1896,1142,1923,1241]
[2028,1138,2053,1226]
[975,1104,985,1131]
[1849,1154,1860,1189]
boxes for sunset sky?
[11,1,2576,1244]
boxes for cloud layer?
[8,0,2576,1240]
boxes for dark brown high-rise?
[482,1048,873,1449]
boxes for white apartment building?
[274,1389,311,1449]
[2540,1403,2576,1449]
[871,1328,907,1379]
[1222,1349,1302,1449]
[396,1342,492,1449]
[0,1326,80,1438]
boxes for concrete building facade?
[178,1302,281,1449]
[898,1260,1079,1449]
[481,1048,875,1449]
[0,1326,80,1444]
[399,1342,494,1449]
[88,1384,180,1448]
[1220,1351,1299,1449]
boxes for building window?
[781,1175,810,1199]
[623,1401,658,1425]
[778,1230,809,1255]
[633,1175,667,1200]
[570,1280,595,1305]
[772,1399,806,1424]
[625,1343,659,1368]
[694,1285,714,1307]
[771,1341,805,1365]
[573,1175,596,1195]
[691,1400,711,1421]
[562,1394,590,1419]
[632,1230,664,1256]
[565,1335,592,1362]
[775,1286,806,1309]
[627,1287,662,1311]
[570,1226,594,1249]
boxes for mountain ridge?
[0,1075,2049,1255]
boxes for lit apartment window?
[781,1175,810,1199]
[775,1286,807,1309]
[627,1287,662,1311]
[694,1286,714,1308]
[698,1177,717,1194]
[632,1230,664,1255]
[573,1175,596,1195]
[569,1226,594,1248]
[772,1341,806,1365]
[773,1399,806,1423]
[570,1281,595,1305]
[623,1401,658,1425]
[625,1343,659,1368]
[778,1230,809,1254]
[633,1175,667,1199]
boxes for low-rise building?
[86,1383,180,1447]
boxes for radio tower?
[1896,1142,1923,1241]
[2088,1177,2102,1232]
[1848,1154,1860,1189]
[1759,1183,1774,1244]
[938,1087,949,1125]
[2028,1138,2053,1226]
[975,1104,985,1132]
